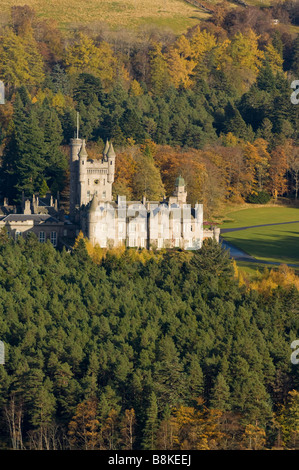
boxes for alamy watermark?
[0,80,5,105]
[291,339,299,365]
[291,80,299,104]
[0,341,4,364]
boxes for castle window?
[51,231,57,247]
[129,238,136,247]
[175,238,180,247]
[15,231,22,240]
[102,191,106,198]
[110,161,113,165]
[39,231,45,243]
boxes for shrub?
[247,191,271,204]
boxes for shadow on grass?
[223,232,299,265]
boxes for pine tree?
[1,93,47,201]
[210,373,231,412]
[132,147,165,201]
[142,391,159,450]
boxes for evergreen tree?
[1,94,47,201]
[210,373,231,412]
[142,391,159,450]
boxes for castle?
[0,133,220,249]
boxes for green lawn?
[221,207,299,229]
[220,207,299,265]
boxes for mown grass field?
[1,0,208,33]
[221,206,299,229]
[221,207,299,265]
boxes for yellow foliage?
[51,91,66,113]
[250,264,299,294]
[166,35,196,89]
[241,424,266,450]
[129,79,143,97]
[264,43,284,74]
[189,26,217,62]
[65,33,117,89]
[169,402,223,450]
[229,29,264,75]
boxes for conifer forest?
[0,2,299,451]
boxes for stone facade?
[0,134,220,249]
[0,193,67,246]
[69,137,219,250]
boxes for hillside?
[1,0,211,33]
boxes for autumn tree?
[288,144,299,199]
[171,400,223,450]
[68,397,100,450]
[227,30,264,92]
[148,42,170,96]
[267,146,288,198]
[241,423,266,450]
[0,28,44,92]
[189,26,217,79]
[120,408,136,450]
[166,35,196,89]
[65,33,117,90]
[276,390,299,449]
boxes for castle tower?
[107,142,116,184]
[69,136,83,221]
[69,119,116,234]
[78,139,88,208]
[88,194,98,245]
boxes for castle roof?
[89,195,98,213]
[103,139,109,156]
[79,139,88,158]
[107,142,116,158]
[1,214,60,224]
